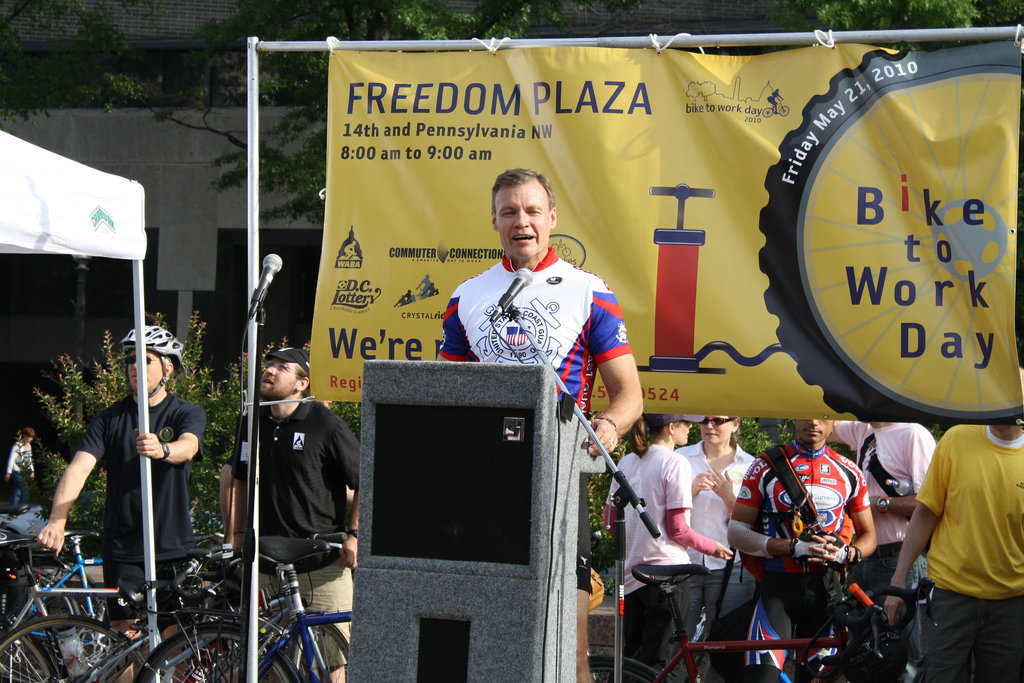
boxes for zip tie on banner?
[1015,24,1023,54]
[472,37,509,55]
[649,33,702,54]
[319,188,327,201]
[326,36,341,54]
[814,29,836,49]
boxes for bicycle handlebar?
[813,578,934,670]
[311,531,349,548]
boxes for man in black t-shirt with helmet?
[37,325,206,635]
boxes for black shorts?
[103,558,185,627]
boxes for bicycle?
[0,532,115,632]
[29,531,106,622]
[588,563,932,682]
[0,613,144,681]
[136,532,352,683]
[0,541,250,682]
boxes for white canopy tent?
[0,130,161,645]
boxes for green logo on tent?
[91,206,114,233]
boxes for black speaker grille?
[371,404,533,565]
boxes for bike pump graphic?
[648,182,792,374]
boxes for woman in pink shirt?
[606,414,732,667]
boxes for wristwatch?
[160,442,171,461]
[876,497,891,513]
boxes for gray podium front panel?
[350,360,602,682]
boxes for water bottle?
[884,477,912,496]
[59,631,87,676]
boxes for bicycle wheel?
[588,654,663,682]
[137,621,300,683]
[0,628,54,682]
[0,615,141,682]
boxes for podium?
[348,360,603,682]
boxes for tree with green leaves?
[0,0,164,122]
[769,0,1020,32]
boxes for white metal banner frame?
[243,25,1024,680]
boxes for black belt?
[875,542,903,558]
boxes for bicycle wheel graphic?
[759,43,1022,422]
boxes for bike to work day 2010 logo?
[684,77,790,121]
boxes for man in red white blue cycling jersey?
[439,168,643,682]
[728,419,876,683]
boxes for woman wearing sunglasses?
[676,416,756,641]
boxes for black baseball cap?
[645,414,693,429]
[266,347,310,374]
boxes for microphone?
[489,268,533,321]
[247,254,283,319]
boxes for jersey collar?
[790,439,828,459]
[501,247,558,274]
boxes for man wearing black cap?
[226,347,360,682]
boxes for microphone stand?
[503,304,658,683]
[611,492,628,683]
[239,303,264,680]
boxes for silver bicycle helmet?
[120,325,184,369]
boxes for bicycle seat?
[0,505,32,516]
[631,563,711,587]
[63,530,99,539]
[259,536,332,565]
[0,530,37,549]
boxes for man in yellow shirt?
[884,398,1024,681]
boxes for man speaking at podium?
[439,168,643,681]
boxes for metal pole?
[255,26,1024,53]
[244,34,262,683]
[131,260,161,649]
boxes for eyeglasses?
[700,417,737,426]
[125,356,158,367]
[264,362,297,374]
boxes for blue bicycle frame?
[261,610,353,683]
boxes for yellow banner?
[312,42,1022,423]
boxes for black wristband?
[593,416,617,432]
[347,528,358,539]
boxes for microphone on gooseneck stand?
[489,268,533,322]
[247,254,283,319]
